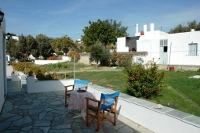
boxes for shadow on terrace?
[0,80,153,133]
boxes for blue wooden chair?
[85,90,120,131]
[65,79,89,107]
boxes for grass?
[40,62,200,117]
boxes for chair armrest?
[85,97,99,103]
[86,97,102,111]
[65,85,75,92]
[65,85,74,88]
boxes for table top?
[68,90,96,110]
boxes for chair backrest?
[74,79,89,90]
[100,90,120,109]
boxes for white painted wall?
[25,77,200,133]
[116,37,129,52]
[168,31,200,65]
[0,28,4,113]
[88,85,200,133]
[62,56,70,61]
[27,77,74,93]
[11,73,21,81]
[117,23,200,65]
[0,8,6,113]
[34,60,68,65]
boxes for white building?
[117,23,200,66]
[0,8,7,113]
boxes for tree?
[90,41,110,66]
[35,34,54,59]
[82,19,128,51]
[26,35,38,57]
[90,41,103,65]
[18,35,28,61]
[6,38,19,59]
[169,20,200,33]
[51,36,76,54]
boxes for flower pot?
[169,66,174,71]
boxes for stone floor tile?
[0,80,153,133]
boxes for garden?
[11,61,200,117]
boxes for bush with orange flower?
[125,63,165,99]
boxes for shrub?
[11,61,57,80]
[116,53,132,67]
[110,50,118,66]
[11,62,33,74]
[100,47,110,66]
[56,51,63,55]
[125,63,165,99]
[68,51,80,62]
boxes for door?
[159,40,168,64]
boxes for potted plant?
[29,71,34,76]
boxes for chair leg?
[86,112,88,126]
[96,112,101,131]
[114,111,116,125]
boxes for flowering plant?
[125,63,165,99]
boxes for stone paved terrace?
[0,80,153,133]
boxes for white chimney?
[143,24,147,33]
[150,23,154,32]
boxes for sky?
[1,0,200,41]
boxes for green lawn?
[42,62,200,116]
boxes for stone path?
[0,80,153,133]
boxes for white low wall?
[88,84,200,133]
[27,77,74,93]
[34,60,68,65]
[11,73,21,81]
[26,78,200,133]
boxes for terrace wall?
[26,77,200,133]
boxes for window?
[188,43,198,56]
[160,39,168,47]
[160,39,168,52]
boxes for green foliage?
[51,36,76,54]
[26,35,38,56]
[82,19,128,51]
[11,62,33,74]
[6,38,19,59]
[12,62,57,80]
[35,69,58,80]
[7,34,55,61]
[35,34,54,59]
[169,20,200,33]
[100,47,111,66]
[57,63,62,70]
[125,63,165,99]
[56,51,63,55]
[89,41,111,66]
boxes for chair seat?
[86,90,120,131]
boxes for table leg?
[73,109,86,120]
